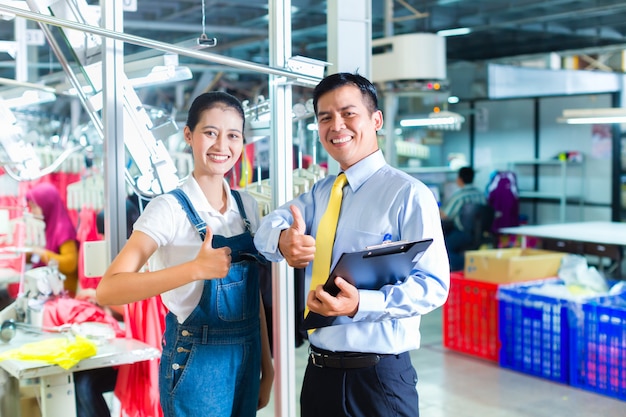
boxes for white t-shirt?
[133,176,260,323]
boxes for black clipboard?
[303,238,433,330]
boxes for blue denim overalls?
[160,189,266,417]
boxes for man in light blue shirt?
[254,72,449,417]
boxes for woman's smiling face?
[185,105,244,178]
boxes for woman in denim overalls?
[96,92,274,416]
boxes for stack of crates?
[443,248,566,363]
[443,247,626,401]
[496,278,626,401]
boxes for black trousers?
[300,350,418,417]
[74,367,118,417]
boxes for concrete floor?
[257,307,626,417]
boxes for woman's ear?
[183,126,193,146]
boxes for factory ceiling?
[1,0,626,104]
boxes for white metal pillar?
[327,0,371,76]
[326,0,372,174]
[101,1,127,259]
[268,1,296,416]
[383,0,398,166]
[13,17,27,81]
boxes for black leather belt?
[309,346,382,369]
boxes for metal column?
[326,0,372,175]
[101,1,127,260]
[327,0,371,77]
[268,1,296,416]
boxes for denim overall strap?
[230,189,253,234]
[170,188,252,241]
[169,188,207,240]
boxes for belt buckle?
[309,351,324,368]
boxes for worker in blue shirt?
[254,72,450,417]
[440,166,486,270]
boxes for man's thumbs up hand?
[278,205,316,268]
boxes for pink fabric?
[115,296,168,417]
[26,182,77,261]
[4,222,27,299]
[42,297,125,338]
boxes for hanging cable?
[197,0,217,47]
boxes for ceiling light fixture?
[0,89,56,108]
[437,27,471,37]
[128,65,193,88]
[557,108,626,124]
[400,111,465,130]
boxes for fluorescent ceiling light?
[400,111,465,130]
[0,89,56,108]
[0,40,17,58]
[128,65,193,88]
[52,54,193,94]
[437,27,472,37]
[557,108,626,124]
[561,116,626,124]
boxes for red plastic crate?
[443,272,500,362]
[569,294,626,401]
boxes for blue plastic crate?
[497,279,570,384]
[569,293,626,401]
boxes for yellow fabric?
[238,147,253,188]
[0,335,97,369]
[306,173,348,319]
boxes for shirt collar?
[182,175,236,215]
[342,149,386,192]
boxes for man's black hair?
[459,167,475,184]
[459,166,475,185]
[312,72,378,115]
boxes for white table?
[499,221,625,274]
[499,222,626,246]
[0,330,160,417]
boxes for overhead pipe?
[0,3,321,87]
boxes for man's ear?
[373,109,384,131]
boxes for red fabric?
[114,296,168,417]
[42,297,125,338]
[4,222,27,299]
[0,195,24,219]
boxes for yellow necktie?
[305,173,348,319]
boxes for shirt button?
[172,363,181,370]
[177,347,185,353]
[181,330,190,336]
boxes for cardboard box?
[464,248,564,283]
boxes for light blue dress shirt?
[254,150,450,354]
